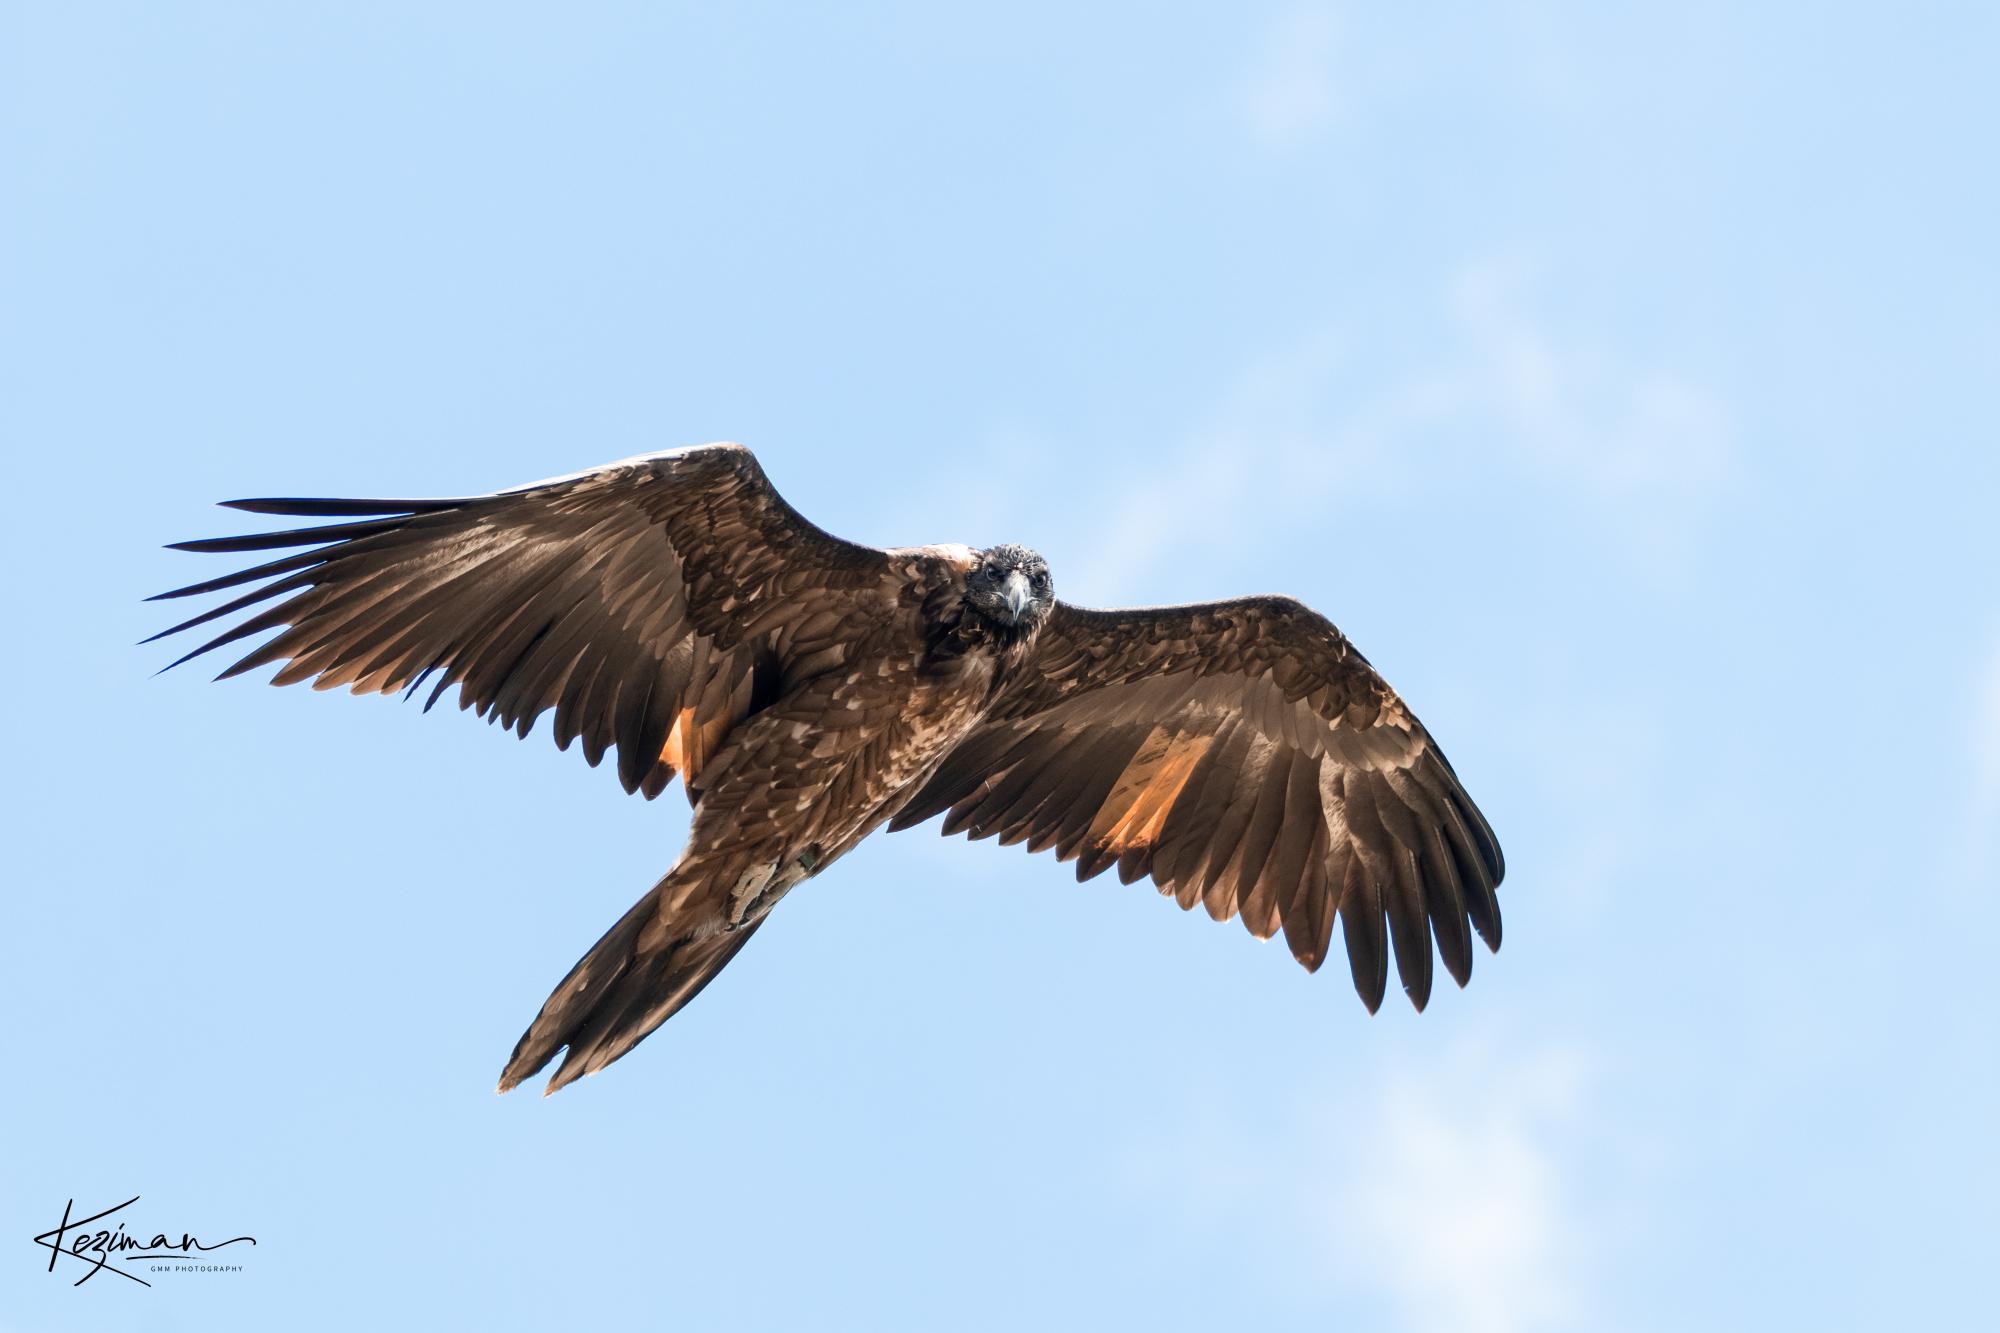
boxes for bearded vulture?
[149,444,1505,1095]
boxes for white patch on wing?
[889,542,978,564]
[497,441,747,495]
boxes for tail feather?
[498,873,764,1096]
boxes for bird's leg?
[723,845,823,929]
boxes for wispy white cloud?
[1450,259,1736,554]
[1240,4,1344,148]
[1116,1032,1602,1332]
[1313,1041,1595,1333]
[1062,258,1736,599]
[1967,637,2000,874]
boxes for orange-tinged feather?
[1093,733,1210,855]
[659,707,697,775]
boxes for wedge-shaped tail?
[499,870,765,1096]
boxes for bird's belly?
[681,674,992,926]
[806,690,991,853]
[868,706,983,796]
[687,665,993,865]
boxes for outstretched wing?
[890,597,1505,1011]
[149,443,893,800]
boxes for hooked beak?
[1000,569,1032,622]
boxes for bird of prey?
[150,443,1504,1095]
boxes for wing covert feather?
[150,444,893,800]
[891,596,1504,1010]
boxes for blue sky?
[4,3,1995,1329]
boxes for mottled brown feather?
[898,595,1505,1011]
[150,443,896,802]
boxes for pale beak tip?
[1001,570,1032,621]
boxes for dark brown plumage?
[150,443,1504,1094]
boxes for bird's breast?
[874,658,997,786]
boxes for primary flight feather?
[150,443,1504,1095]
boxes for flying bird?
[150,444,1504,1095]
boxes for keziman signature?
[33,1196,257,1287]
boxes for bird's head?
[965,544,1054,633]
